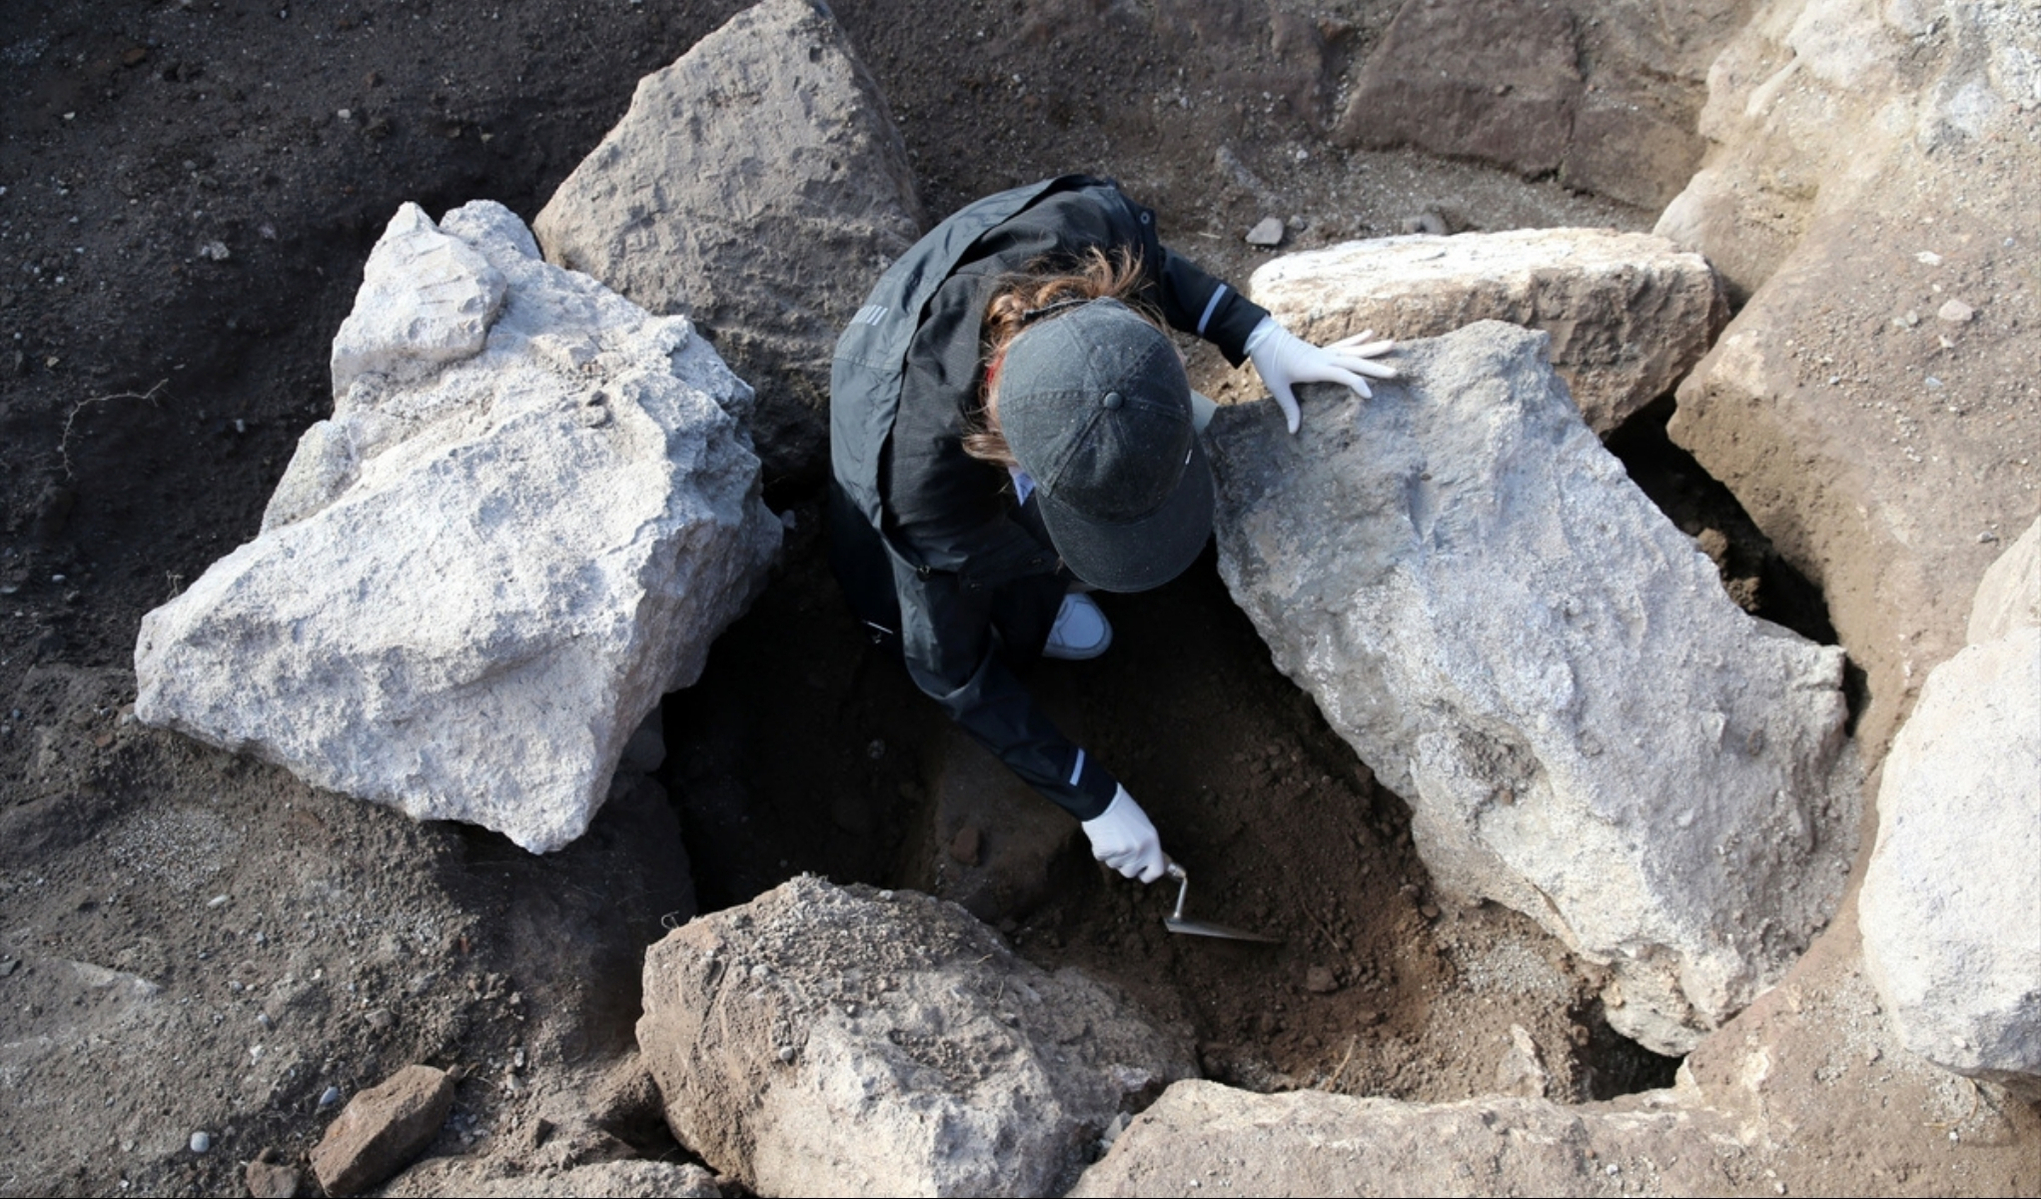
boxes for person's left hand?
[1245,318,1398,434]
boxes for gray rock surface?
[638,875,1195,1198]
[1860,519,2041,1097]
[134,200,780,853]
[1247,229,1726,434]
[534,0,926,482]
[1070,1079,1741,1198]
[1209,321,1853,1054]
[310,1063,456,1196]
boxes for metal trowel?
[1162,860,1281,943]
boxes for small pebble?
[1245,217,1284,247]
[189,1131,211,1154]
[777,1045,797,1064]
[1938,298,1975,323]
[317,1085,342,1109]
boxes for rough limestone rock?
[1860,520,2041,1098]
[1658,0,2041,302]
[310,1064,457,1196]
[1657,2,2041,755]
[134,201,781,853]
[385,1158,721,1198]
[1209,321,1853,1055]
[1070,1080,1755,1197]
[638,876,1196,1198]
[534,0,926,483]
[1248,229,1727,434]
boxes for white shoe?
[1043,592,1113,660]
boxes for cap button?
[1102,391,1123,410]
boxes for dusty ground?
[2,1,2032,1197]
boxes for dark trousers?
[825,481,1066,669]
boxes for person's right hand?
[1245,317,1399,434]
[1081,786,1168,883]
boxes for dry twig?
[58,378,169,479]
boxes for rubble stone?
[638,876,1195,1197]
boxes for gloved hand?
[1081,786,1168,883]
[1245,317,1398,434]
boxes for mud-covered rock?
[535,0,926,482]
[1209,321,1854,1054]
[1331,0,1737,210]
[905,723,1088,926]
[638,875,1195,1197]
[1861,519,2041,1097]
[1248,229,1726,434]
[133,201,781,853]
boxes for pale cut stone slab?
[1209,321,1853,1054]
[534,0,925,482]
[638,876,1195,1198]
[1861,578,2041,1097]
[1248,228,1726,434]
[135,200,781,853]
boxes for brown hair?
[962,247,1158,467]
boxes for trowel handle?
[1165,857,1189,920]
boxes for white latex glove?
[1081,786,1168,884]
[1245,317,1398,434]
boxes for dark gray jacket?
[829,174,1267,820]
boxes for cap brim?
[1036,435,1215,593]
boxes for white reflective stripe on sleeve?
[1007,464,1037,506]
[1196,284,1229,337]
[1068,747,1087,788]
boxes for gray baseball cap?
[998,298,1213,593]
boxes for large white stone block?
[134,200,781,853]
[1209,321,1854,1054]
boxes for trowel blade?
[1162,916,1282,944]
